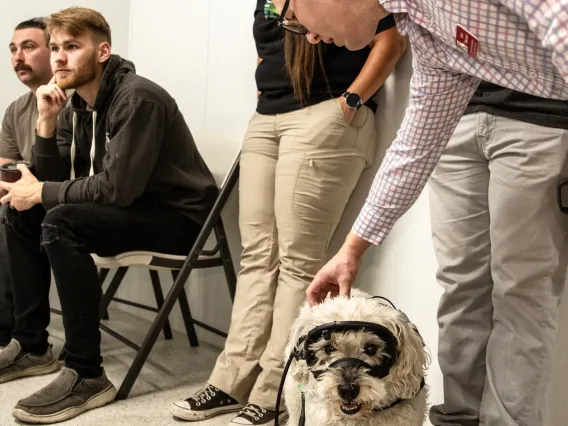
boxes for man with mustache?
[0,18,52,351]
[0,7,218,424]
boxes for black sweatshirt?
[32,55,218,226]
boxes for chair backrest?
[218,150,241,192]
[183,150,240,263]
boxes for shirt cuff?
[34,133,59,156]
[41,181,63,210]
[351,202,389,246]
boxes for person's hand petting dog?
[0,164,43,211]
[306,232,372,306]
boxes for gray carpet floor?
[0,310,238,426]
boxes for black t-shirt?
[465,81,568,130]
[253,0,396,115]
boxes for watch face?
[346,93,361,108]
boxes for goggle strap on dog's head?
[367,295,397,310]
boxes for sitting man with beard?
[0,6,218,424]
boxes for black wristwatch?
[342,92,363,109]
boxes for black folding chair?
[54,151,241,400]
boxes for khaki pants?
[209,98,377,408]
[428,113,568,426]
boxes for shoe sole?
[0,358,60,384]
[171,403,244,421]
[12,383,117,424]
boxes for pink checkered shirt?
[353,0,568,245]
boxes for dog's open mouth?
[340,402,362,415]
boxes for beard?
[55,52,98,90]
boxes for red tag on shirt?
[456,24,479,58]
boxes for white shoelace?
[192,385,219,405]
[240,404,267,419]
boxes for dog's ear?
[389,317,430,398]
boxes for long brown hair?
[284,31,331,105]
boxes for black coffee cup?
[0,160,32,197]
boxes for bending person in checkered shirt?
[272,1,568,426]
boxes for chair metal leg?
[171,271,199,347]
[114,152,240,401]
[99,267,129,319]
[149,271,173,340]
[98,268,111,320]
[215,221,237,302]
[115,263,197,400]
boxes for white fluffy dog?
[279,289,429,426]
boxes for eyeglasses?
[277,0,308,35]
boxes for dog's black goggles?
[293,321,399,379]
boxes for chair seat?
[91,251,220,271]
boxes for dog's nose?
[338,383,360,401]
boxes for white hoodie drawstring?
[69,109,97,179]
[89,110,97,176]
[70,112,77,179]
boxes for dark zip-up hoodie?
[32,55,218,226]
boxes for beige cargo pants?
[209,98,377,409]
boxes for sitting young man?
[0,7,218,424]
[0,17,53,350]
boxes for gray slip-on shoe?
[0,339,59,384]
[13,367,117,424]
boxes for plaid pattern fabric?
[353,0,568,245]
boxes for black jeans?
[3,200,201,378]
[0,205,14,346]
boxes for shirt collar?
[379,0,412,35]
[380,0,409,14]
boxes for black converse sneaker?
[230,404,288,425]
[171,384,243,421]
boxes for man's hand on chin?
[0,164,43,211]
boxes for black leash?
[299,392,306,426]
[275,352,294,426]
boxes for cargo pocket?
[291,154,366,224]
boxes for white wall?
[115,0,257,348]
[0,0,131,118]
